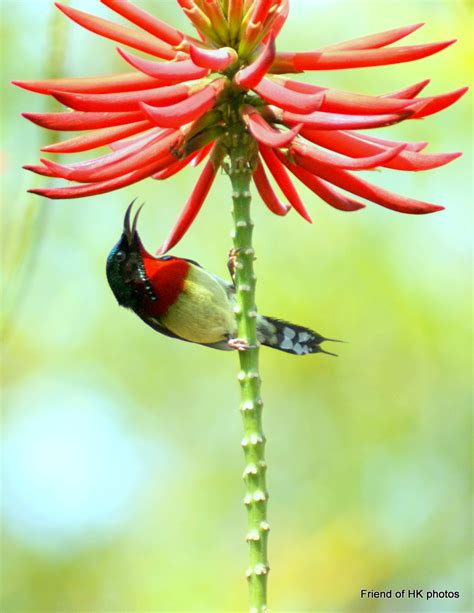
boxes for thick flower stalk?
[15,1,466,611]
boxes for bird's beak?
[123,198,136,245]
[132,202,145,237]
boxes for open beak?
[123,199,145,245]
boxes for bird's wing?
[138,312,194,345]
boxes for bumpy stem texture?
[227,123,269,612]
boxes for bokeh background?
[1,1,472,611]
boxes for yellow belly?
[161,266,236,344]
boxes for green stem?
[227,124,269,612]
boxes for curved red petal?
[117,47,209,82]
[283,108,413,130]
[253,160,291,217]
[152,153,197,179]
[28,157,169,199]
[41,129,176,182]
[409,86,469,118]
[255,79,325,113]
[51,83,190,112]
[13,72,163,95]
[108,127,165,150]
[345,131,428,152]
[287,154,445,214]
[269,0,289,38]
[382,79,431,99]
[41,120,151,154]
[100,0,186,46]
[251,0,274,26]
[190,142,214,166]
[259,146,311,221]
[317,23,425,52]
[21,110,144,131]
[43,145,174,184]
[273,40,455,72]
[242,106,301,147]
[189,45,237,70]
[302,129,461,171]
[278,155,366,211]
[277,79,415,115]
[292,141,406,171]
[23,163,56,178]
[141,82,222,128]
[54,2,177,60]
[234,34,276,89]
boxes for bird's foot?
[227,248,238,282]
[228,337,257,352]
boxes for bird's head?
[106,200,147,309]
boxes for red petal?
[383,79,431,99]
[51,83,190,112]
[21,110,144,131]
[41,129,176,182]
[54,2,177,60]
[317,23,425,52]
[41,120,151,154]
[157,151,221,254]
[269,0,289,38]
[345,131,428,152]
[100,0,186,46]
[141,82,224,128]
[108,127,164,150]
[28,157,170,200]
[251,0,274,26]
[190,142,213,166]
[292,141,406,171]
[189,45,237,70]
[253,160,291,217]
[259,146,311,221]
[302,129,461,171]
[152,153,197,179]
[234,35,276,89]
[273,40,455,71]
[283,108,414,130]
[242,106,301,147]
[286,154,445,214]
[409,86,469,118]
[12,72,163,95]
[277,154,366,211]
[23,163,56,178]
[278,79,417,115]
[254,79,325,113]
[117,48,209,82]
[44,145,174,184]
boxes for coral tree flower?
[16,0,467,252]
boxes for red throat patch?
[140,250,190,317]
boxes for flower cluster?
[16,0,466,252]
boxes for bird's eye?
[115,250,126,262]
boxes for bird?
[106,202,339,356]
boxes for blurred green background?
[1,1,472,611]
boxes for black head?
[106,200,146,309]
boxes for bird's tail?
[257,316,340,356]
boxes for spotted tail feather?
[257,316,339,356]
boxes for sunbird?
[106,203,337,356]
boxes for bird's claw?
[228,248,238,282]
[228,338,256,351]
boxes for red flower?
[16,0,467,252]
